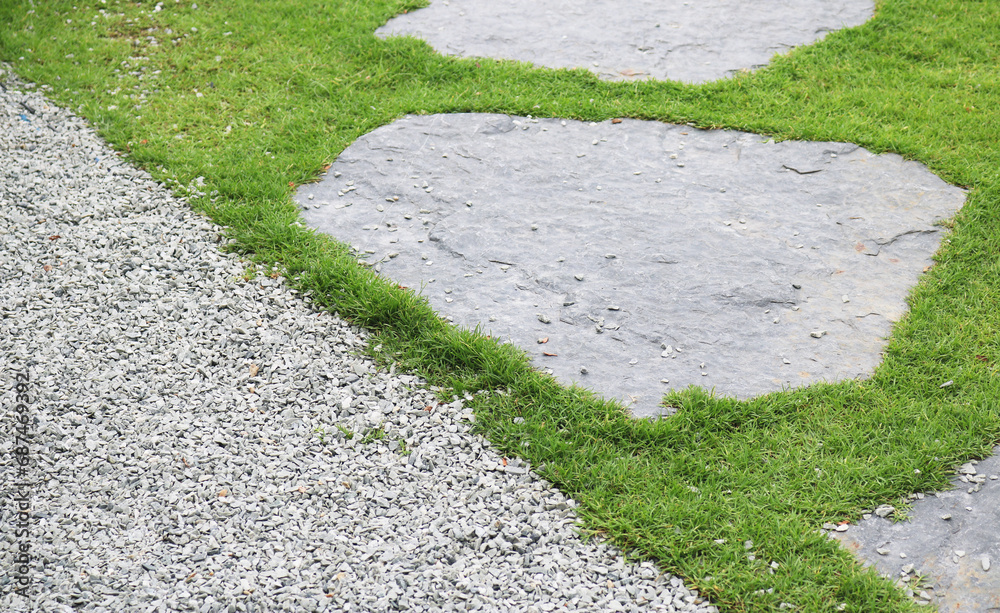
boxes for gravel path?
[0,67,717,612]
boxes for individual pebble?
[874,505,895,518]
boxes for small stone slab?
[376,0,874,83]
[835,447,1000,613]
[298,114,963,417]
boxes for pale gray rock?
[298,113,964,417]
[836,446,1000,613]
[377,0,875,83]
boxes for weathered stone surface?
[376,0,874,83]
[835,448,1000,613]
[297,114,964,417]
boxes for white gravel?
[0,65,717,613]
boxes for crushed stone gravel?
[0,65,718,613]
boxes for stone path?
[297,113,964,417]
[3,0,992,608]
[377,0,874,83]
[372,9,1000,607]
[308,3,999,610]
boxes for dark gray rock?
[298,114,964,417]
[835,447,1000,613]
[376,0,874,83]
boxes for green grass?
[3,0,1000,610]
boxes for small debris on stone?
[874,505,896,518]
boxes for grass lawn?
[3,0,999,610]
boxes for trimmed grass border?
[3,0,999,610]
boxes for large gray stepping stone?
[834,447,1000,612]
[297,114,964,417]
[376,0,874,83]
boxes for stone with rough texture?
[836,447,1000,613]
[298,113,964,417]
[376,0,875,83]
